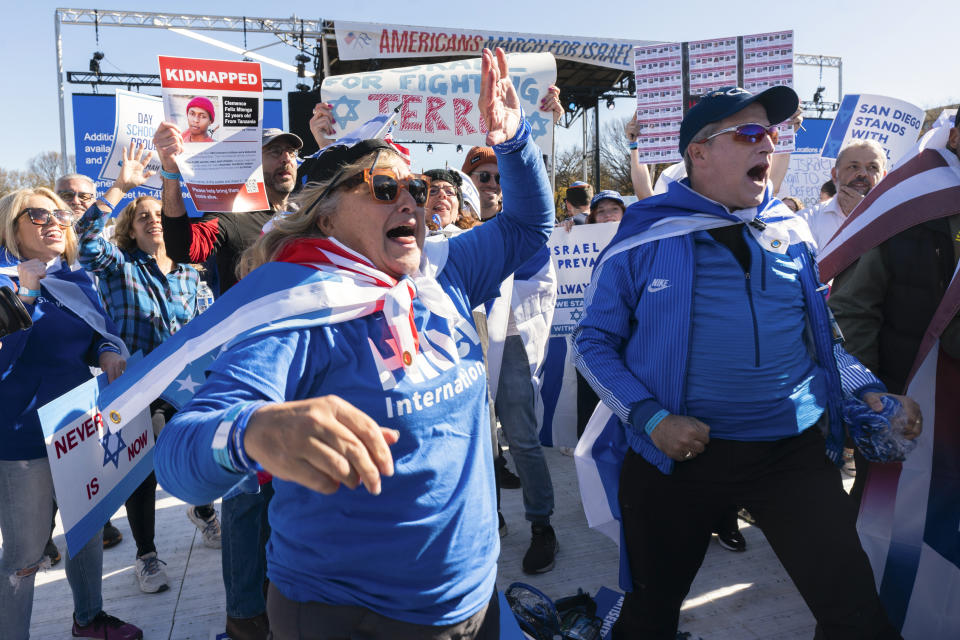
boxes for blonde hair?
[239,148,400,278]
[0,187,78,263]
[114,196,161,252]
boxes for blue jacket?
[154,129,554,626]
[0,253,124,460]
[574,179,884,474]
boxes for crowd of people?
[0,43,950,640]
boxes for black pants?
[575,370,600,440]
[126,472,158,557]
[266,583,499,640]
[612,428,900,640]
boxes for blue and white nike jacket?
[573,178,884,475]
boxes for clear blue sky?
[4,0,957,173]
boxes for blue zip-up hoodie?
[573,179,884,474]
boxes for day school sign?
[334,20,657,71]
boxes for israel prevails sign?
[38,372,154,558]
[99,90,165,190]
[334,20,654,71]
[539,223,618,449]
[320,53,557,152]
[159,56,268,212]
[821,94,925,165]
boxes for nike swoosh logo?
[646,284,671,293]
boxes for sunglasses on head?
[57,190,95,203]
[347,167,432,206]
[17,207,76,227]
[695,123,780,146]
[474,171,500,185]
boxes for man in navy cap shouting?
[574,86,920,638]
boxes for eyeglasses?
[57,190,95,203]
[428,185,458,198]
[695,123,780,146]
[347,167,432,206]
[17,207,76,227]
[263,146,299,161]
[474,171,500,185]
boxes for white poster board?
[99,90,165,190]
[39,373,154,558]
[321,53,557,153]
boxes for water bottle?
[196,281,215,315]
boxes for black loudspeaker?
[288,90,322,156]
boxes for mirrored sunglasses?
[358,168,432,206]
[18,207,76,227]
[696,123,780,146]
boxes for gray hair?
[836,139,888,173]
[54,173,96,193]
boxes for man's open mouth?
[747,163,770,182]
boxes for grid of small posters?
[743,30,794,152]
[634,43,683,162]
[634,30,794,164]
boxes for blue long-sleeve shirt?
[154,128,553,625]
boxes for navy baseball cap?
[678,86,799,156]
[590,190,625,210]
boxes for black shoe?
[45,538,61,567]
[102,521,123,549]
[498,512,508,538]
[497,464,522,490]
[522,523,558,574]
[715,528,746,552]
[225,612,269,640]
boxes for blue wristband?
[211,401,268,473]
[17,286,41,297]
[97,342,122,356]
[645,409,670,435]
[160,168,182,181]
[628,141,639,150]
[95,199,115,215]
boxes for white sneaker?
[186,506,222,548]
[135,552,169,593]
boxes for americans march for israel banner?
[334,20,654,71]
[820,94,925,166]
[38,369,154,558]
[539,223,618,449]
[320,53,557,153]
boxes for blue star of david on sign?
[527,112,550,139]
[329,95,361,128]
[101,430,126,469]
[570,308,584,322]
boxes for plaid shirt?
[76,204,199,356]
